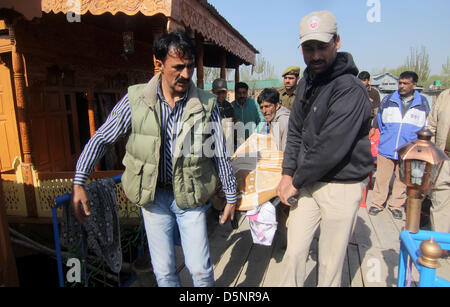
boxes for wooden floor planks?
[347,244,364,287]
[132,190,449,287]
[261,232,288,287]
[213,217,254,287]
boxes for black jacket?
[282,52,374,189]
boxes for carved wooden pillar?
[167,17,185,33]
[12,48,31,164]
[0,162,19,286]
[220,50,227,80]
[235,61,240,83]
[195,33,204,89]
[12,47,37,217]
[86,88,100,172]
[87,88,96,138]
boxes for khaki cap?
[299,10,337,45]
[282,66,300,77]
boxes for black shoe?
[368,206,383,216]
[389,208,403,220]
[131,250,153,273]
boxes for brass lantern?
[396,127,449,233]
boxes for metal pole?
[405,197,422,233]
[419,265,437,287]
[51,207,64,287]
[397,242,408,287]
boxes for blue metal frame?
[52,174,123,287]
[398,230,450,287]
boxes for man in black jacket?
[277,10,373,287]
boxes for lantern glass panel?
[429,161,444,186]
[399,158,406,182]
[410,159,426,185]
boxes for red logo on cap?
[310,17,319,30]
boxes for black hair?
[358,71,371,80]
[235,82,249,91]
[153,30,196,62]
[257,88,280,105]
[399,71,419,83]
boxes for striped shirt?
[74,86,237,204]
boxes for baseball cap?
[212,78,228,92]
[299,11,337,46]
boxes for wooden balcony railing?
[1,159,138,220]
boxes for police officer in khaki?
[278,66,300,110]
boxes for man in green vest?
[70,30,237,287]
[278,66,300,110]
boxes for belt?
[157,182,173,192]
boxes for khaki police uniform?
[278,66,300,110]
[278,87,296,110]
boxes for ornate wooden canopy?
[0,0,42,20]
[41,0,257,65]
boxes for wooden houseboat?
[0,0,258,222]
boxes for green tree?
[424,75,444,88]
[374,56,450,89]
[389,65,409,78]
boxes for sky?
[208,0,450,80]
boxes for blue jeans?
[141,188,215,287]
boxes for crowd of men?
[70,10,449,287]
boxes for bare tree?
[442,56,450,76]
[441,56,450,88]
[404,46,431,83]
[240,53,277,82]
[203,67,235,84]
[203,67,221,84]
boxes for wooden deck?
[131,189,450,287]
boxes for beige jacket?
[429,89,450,151]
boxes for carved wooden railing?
[1,170,27,217]
[2,161,139,220]
[36,171,141,219]
[0,167,19,286]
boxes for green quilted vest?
[121,74,219,209]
